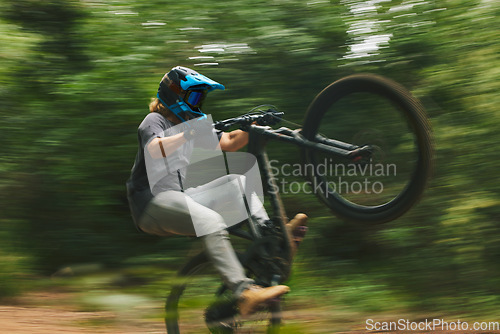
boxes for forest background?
[0,0,499,329]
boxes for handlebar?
[213,109,284,131]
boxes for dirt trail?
[0,292,165,334]
[0,304,169,333]
[1,291,499,333]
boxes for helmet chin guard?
[156,93,207,123]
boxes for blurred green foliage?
[0,0,498,315]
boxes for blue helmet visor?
[184,90,207,108]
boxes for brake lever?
[213,120,236,131]
[256,110,284,126]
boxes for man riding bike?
[126,66,307,316]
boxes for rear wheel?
[165,252,282,333]
[302,74,433,224]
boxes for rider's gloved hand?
[183,120,215,140]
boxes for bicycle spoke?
[315,91,417,207]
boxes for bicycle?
[164,73,434,333]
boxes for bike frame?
[225,123,370,284]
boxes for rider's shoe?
[238,284,290,317]
[286,213,308,247]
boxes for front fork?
[247,129,294,283]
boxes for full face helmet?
[157,66,225,122]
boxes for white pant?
[138,174,269,296]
